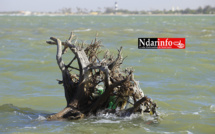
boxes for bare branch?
[47,107,72,120]
[50,37,65,71]
[108,46,123,70]
[67,32,75,44]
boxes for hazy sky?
[0,0,214,12]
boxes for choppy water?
[0,15,215,133]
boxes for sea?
[0,15,215,134]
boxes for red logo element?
[157,38,186,49]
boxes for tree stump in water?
[46,32,157,120]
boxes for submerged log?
[46,32,157,120]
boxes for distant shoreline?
[1,5,214,17]
[0,13,214,17]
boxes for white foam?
[163,132,174,134]
[179,131,193,134]
[36,115,46,121]
[74,29,91,32]
[143,127,151,132]
[201,29,207,32]
[90,109,159,123]
[40,60,45,64]
[192,112,199,115]
[123,29,134,32]
[204,34,212,37]
[123,113,140,120]
[210,105,215,112]
[14,111,32,120]
[24,126,37,129]
[92,119,120,124]
[187,131,194,134]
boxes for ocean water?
[0,15,215,133]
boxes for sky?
[0,0,214,12]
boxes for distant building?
[176,6,180,11]
[90,12,98,15]
[172,6,175,12]
[115,1,118,14]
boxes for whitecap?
[192,112,199,115]
[179,131,193,134]
[123,29,134,32]
[36,115,46,121]
[181,112,186,115]
[14,111,32,120]
[40,60,45,64]
[201,29,207,32]
[204,34,212,37]
[187,131,194,134]
[74,29,91,32]
[24,126,37,129]
[210,105,215,112]
[143,127,151,132]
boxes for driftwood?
[46,32,157,120]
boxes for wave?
[0,104,49,121]
[0,104,160,122]
[86,109,160,125]
[0,104,163,133]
